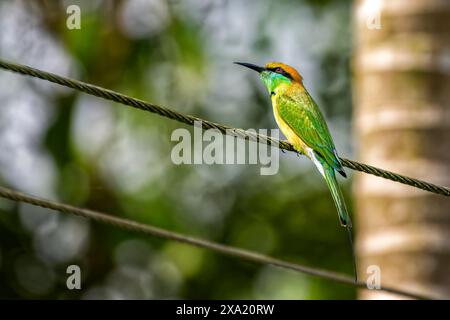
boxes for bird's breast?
[271,96,309,155]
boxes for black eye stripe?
[268,67,293,80]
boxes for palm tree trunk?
[353,0,450,299]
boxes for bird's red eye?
[275,67,283,73]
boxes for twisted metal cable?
[0,59,449,197]
[0,185,429,299]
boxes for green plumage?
[276,89,351,227]
[277,91,343,173]
[235,61,357,282]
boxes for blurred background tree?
[354,0,450,299]
[0,0,355,299]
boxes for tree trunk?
[353,0,450,299]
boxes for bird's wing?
[277,90,345,174]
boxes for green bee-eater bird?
[235,61,357,282]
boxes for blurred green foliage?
[0,0,354,299]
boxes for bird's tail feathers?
[309,153,357,281]
[322,164,358,283]
[346,224,358,283]
[323,166,351,228]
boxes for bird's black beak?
[234,62,265,73]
